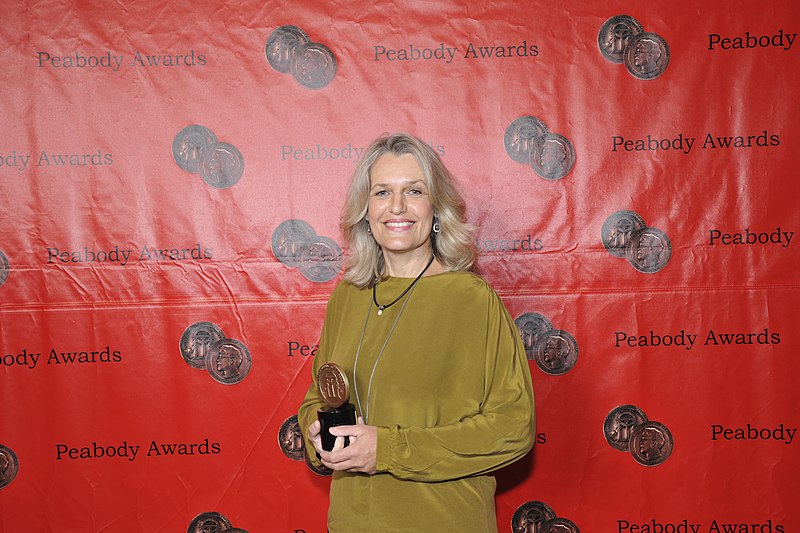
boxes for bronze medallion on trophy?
[317,363,357,451]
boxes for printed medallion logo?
[504,116,548,165]
[180,322,225,369]
[0,445,19,490]
[187,511,249,533]
[292,42,338,89]
[200,142,245,189]
[266,25,337,89]
[598,15,670,80]
[187,512,231,533]
[271,219,342,283]
[512,501,580,533]
[515,313,578,375]
[604,405,674,466]
[266,25,309,73]
[625,33,670,80]
[630,421,674,466]
[207,339,252,385]
[271,219,317,268]
[512,501,556,533]
[530,133,576,181]
[279,414,306,461]
[179,322,252,385]
[504,116,575,180]
[0,250,9,288]
[298,236,343,283]
[603,404,648,451]
[514,313,552,360]
[533,330,578,376]
[173,125,217,173]
[601,210,646,258]
[601,210,672,273]
[172,125,244,189]
[627,227,672,273]
[598,15,644,63]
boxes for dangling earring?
[432,216,440,234]
[365,219,372,234]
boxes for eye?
[407,188,423,196]
[373,189,389,197]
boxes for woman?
[298,133,535,532]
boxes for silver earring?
[365,219,372,234]
[432,217,440,234]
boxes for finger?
[310,436,324,454]
[357,416,365,425]
[321,447,357,470]
[331,435,346,452]
[329,424,358,437]
[306,421,325,453]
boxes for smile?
[384,221,415,229]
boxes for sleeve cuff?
[375,425,395,473]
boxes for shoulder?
[433,270,494,290]
[329,280,354,299]
[326,280,368,309]
[423,271,501,304]
[332,278,370,294]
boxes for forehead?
[369,153,425,185]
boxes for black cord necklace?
[372,254,435,316]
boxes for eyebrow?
[370,179,426,189]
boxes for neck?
[383,249,440,278]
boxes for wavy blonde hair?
[341,133,476,288]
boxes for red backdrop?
[1,0,798,531]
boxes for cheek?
[366,199,379,221]
[414,201,435,222]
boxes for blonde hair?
[341,133,476,288]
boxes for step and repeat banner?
[1,0,798,531]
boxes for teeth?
[386,221,413,228]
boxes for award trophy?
[317,363,357,451]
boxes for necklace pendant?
[371,254,434,318]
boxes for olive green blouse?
[298,271,535,532]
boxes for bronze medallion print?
[598,15,645,63]
[180,322,226,369]
[0,445,20,490]
[603,404,648,452]
[624,32,670,80]
[206,338,252,385]
[173,125,218,174]
[266,25,310,73]
[630,421,674,466]
[278,414,306,461]
[533,329,579,375]
[626,226,672,273]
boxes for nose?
[389,193,406,214]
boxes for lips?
[384,220,415,230]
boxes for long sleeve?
[374,285,535,481]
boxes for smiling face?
[367,153,435,273]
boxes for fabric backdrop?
[1,1,797,531]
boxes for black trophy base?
[318,403,356,451]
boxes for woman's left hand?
[320,416,378,474]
